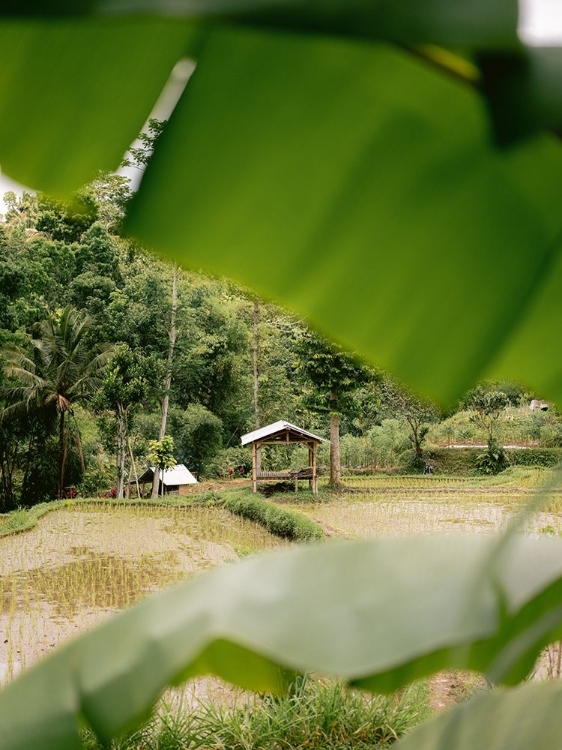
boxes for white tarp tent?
[135,463,198,496]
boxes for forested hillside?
[1,172,561,509]
[0,173,386,507]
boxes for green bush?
[224,494,323,541]
[204,446,252,478]
[505,448,562,468]
[398,449,426,473]
[422,447,562,475]
[168,403,223,477]
[427,405,562,449]
[368,419,411,468]
[422,449,480,475]
[475,440,508,475]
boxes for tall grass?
[81,677,429,749]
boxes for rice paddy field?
[291,467,562,538]
[1,466,561,698]
[0,502,288,686]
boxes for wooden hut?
[241,420,327,494]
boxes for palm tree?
[1,306,112,499]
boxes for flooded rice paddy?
[1,469,561,691]
[0,503,287,683]
[291,470,562,538]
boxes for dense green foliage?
[1,188,359,506]
[224,493,324,541]
[1,200,560,508]
[2,183,559,506]
[418,448,562,476]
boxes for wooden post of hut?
[252,442,258,493]
[312,441,318,494]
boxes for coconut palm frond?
[3,367,48,391]
[1,347,37,373]
[1,305,112,497]
[0,400,29,422]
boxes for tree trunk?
[407,417,423,458]
[329,412,341,486]
[151,263,178,499]
[75,419,86,477]
[117,403,127,499]
[58,409,67,499]
[253,299,261,474]
[128,437,141,499]
[253,300,260,429]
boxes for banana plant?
[1,2,562,748]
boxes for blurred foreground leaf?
[2,6,562,749]
[0,18,193,195]
[1,5,562,403]
[127,25,562,404]
[2,536,562,747]
[395,680,562,750]
[0,0,520,47]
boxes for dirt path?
[429,671,487,713]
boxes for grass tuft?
[81,677,429,749]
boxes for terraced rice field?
[290,468,562,538]
[0,502,287,685]
[1,468,561,695]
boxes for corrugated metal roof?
[150,464,198,485]
[241,420,327,446]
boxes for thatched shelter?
[241,420,327,494]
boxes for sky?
[1,1,562,213]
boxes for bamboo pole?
[128,437,141,499]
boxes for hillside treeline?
[0,176,381,507]
[1,177,561,508]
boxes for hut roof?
[136,464,198,485]
[241,420,327,446]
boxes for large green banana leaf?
[1,3,562,402]
[2,535,562,749]
[2,3,562,750]
[126,24,562,405]
[395,679,562,750]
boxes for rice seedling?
[289,468,562,539]
[0,502,288,685]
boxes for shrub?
[475,440,508,475]
[539,423,562,448]
[168,403,223,477]
[204,446,252,478]
[224,494,323,541]
[82,677,428,750]
[506,448,562,468]
[421,448,479,475]
[398,449,426,473]
[368,419,411,468]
